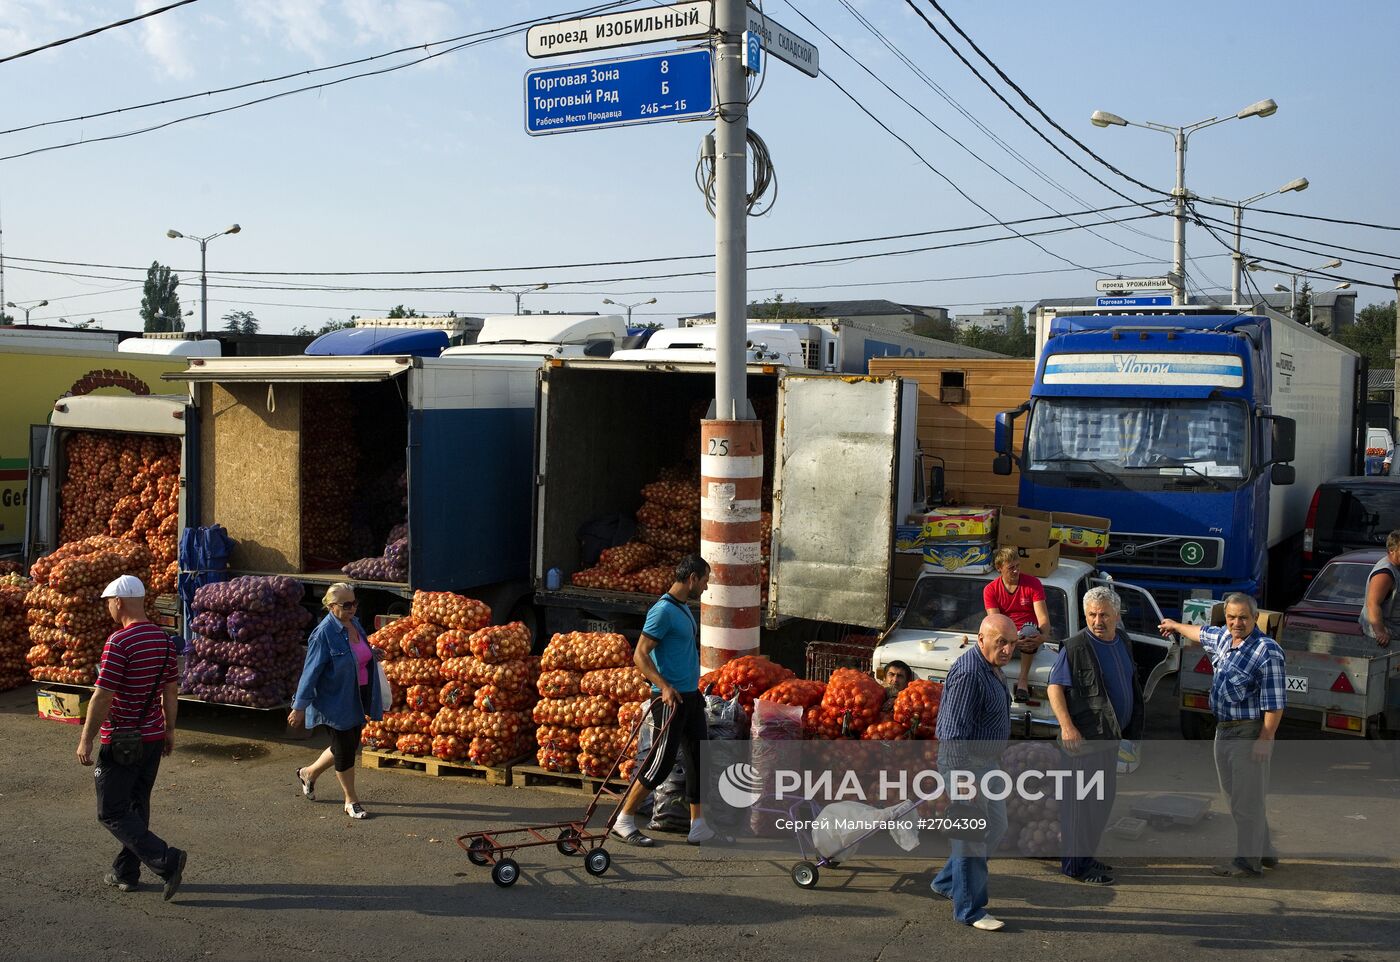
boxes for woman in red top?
[983,546,1052,703]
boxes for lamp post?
[1091,98,1279,306]
[1248,257,1343,315]
[601,297,657,326]
[1200,177,1309,304]
[5,298,47,325]
[489,282,548,315]
[166,223,241,336]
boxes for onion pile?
[362,720,394,749]
[26,536,155,686]
[760,678,826,709]
[180,575,310,708]
[300,385,358,561]
[57,432,180,595]
[0,575,32,690]
[1002,740,1061,849]
[468,622,531,663]
[532,631,645,774]
[411,591,491,632]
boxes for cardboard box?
[1050,511,1112,556]
[922,539,993,574]
[1204,602,1282,636]
[37,688,90,724]
[1014,542,1060,576]
[1181,598,1217,627]
[997,506,1053,549]
[895,524,926,554]
[914,506,998,540]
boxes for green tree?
[1295,280,1314,329]
[907,314,958,342]
[749,293,811,320]
[221,309,259,335]
[140,261,183,332]
[292,318,355,337]
[0,310,12,325]
[1337,300,1397,371]
[386,304,419,319]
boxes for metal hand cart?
[455,706,670,887]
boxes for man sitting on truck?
[1359,530,1400,648]
[983,546,1052,704]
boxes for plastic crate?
[805,638,878,682]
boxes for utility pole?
[1171,129,1187,307]
[1393,273,1400,442]
[699,0,762,671]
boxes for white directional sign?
[744,6,819,77]
[1095,276,1173,293]
[527,2,714,59]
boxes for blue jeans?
[932,793,1008,924]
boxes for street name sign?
[1096,295,1173,307]
[524,48,715,136]
[743,6,819,77]
[527,2,714,58]
[1095,276,1172,293]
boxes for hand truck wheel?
[557,828,582,856]
[791,861,819,889]
[584,848,611,876]
[467,837,492,867]
[491,858,520,887]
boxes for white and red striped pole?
[699,419,763,670]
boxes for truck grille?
[1101,532,1224,571]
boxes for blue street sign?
[1096,295,1173,307]
[524,47,714,136]
[744,30,762,74]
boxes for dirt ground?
[3,684,1398,962]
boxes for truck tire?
[1179,710,1216,740]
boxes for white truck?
[443,314,628,363]
[872,557,1178,738]
[676,317,999,372]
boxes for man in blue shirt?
[930,613,1017,932]
[1160,592,1286,878]
[612,555,713,847]
[1048,585,1145,886]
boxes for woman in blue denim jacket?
[288,583,384,818]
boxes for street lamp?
[5,298,48,325]
[601,297,657,326]
[489,282,548,315]
[1199,177,1309,304]
[1091,98,1279,306]
[166,223,241,336]
[1248,257,1343,314]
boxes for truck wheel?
[1179,711,1216,740]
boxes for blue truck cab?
[994,309,1360,614]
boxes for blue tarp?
[178,524,234,614]
[305,327,448,357]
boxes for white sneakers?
[971,915,1005,931]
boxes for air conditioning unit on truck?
[994,308,1363,615]
[531,358,923,668]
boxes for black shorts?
[324,684,370,773]
[637,690,707,802]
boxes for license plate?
[583,619,618,633]
[1285,675,1309,694]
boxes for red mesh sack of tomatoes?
[893,679,942,737]
[716,655,796,708]
[821,668,885,731]
[473,683,536,713]
[761,679,826,709]
[536,724,581,751]
[404,684,440,713]
[537,747,578,773]
[537,669,583,699]
[395,733,432,756]
[580,666,650,703]
[698,669,721,693]
[410,590,491,632]
[468,622,531,663]
[803,704,850,740]
[435,629,471,660]
[431,734,470,761]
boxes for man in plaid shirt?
[1160,593,1286,877]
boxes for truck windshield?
[1026,397,1248,478]
[902,575,1069,639]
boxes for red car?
[1280,548,1381,650]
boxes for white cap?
[101,575,146,599]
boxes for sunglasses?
[334,600,358,609]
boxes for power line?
[0,0,201,66]
[1190,199,1400,233]
[1190,208,1400,269]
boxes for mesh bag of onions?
[180,575,310,708]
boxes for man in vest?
[1360,530,1400,647]
[1046,584,1144,886]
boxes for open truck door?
[1089,576,1179,702]
[768,374,902,629]
[22,423,50,565]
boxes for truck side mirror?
[993,453,1013,476]
[1271,416,1296,463]
[994,411,1012,455]
[1271,462,1296,486]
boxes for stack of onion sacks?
[531,631,642,774]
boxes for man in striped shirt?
[75,575,187,900]
[930,613,1017,932]
[1160,592,1286,878]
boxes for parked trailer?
[531,359,922,666]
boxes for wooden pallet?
[510,763,632,797]
[361,748,515,786]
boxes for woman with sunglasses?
[288,583,383,818]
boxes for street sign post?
[524,48,714,136]
[1095,276,1173,293]
[1096,295,1174,307]
[526,2,713,58]
[743,6,818,77]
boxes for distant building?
[680,298,950,332]
[953,309,1015,333]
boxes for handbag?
[109,644,171,767]
[374,659,391,715]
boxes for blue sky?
[1,0,1396,334]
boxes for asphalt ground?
[2,683,1398,962]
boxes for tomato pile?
[0,575,32,691]
[893,679,942,738]
[25,536,156,686]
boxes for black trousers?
[1059,744,1119,878]
[95,740,180,882]
[638,690,706,802]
